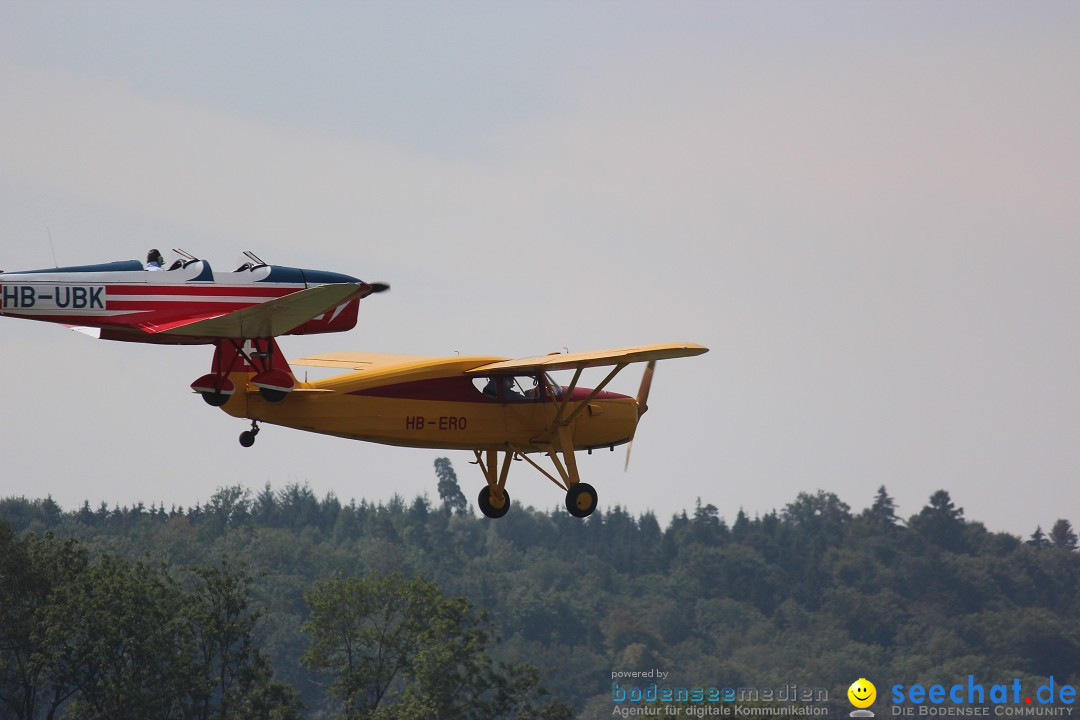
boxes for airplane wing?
[148,284,363,339]
[465,343,709,374]
[291,352,440,372]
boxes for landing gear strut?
[473,449,513,518]
[471,444,602,519]
[239,421,260,448]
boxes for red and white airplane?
[1,249,387,402]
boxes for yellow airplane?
[201,339,708,518]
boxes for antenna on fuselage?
[47,227,59,268]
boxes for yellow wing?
[465,342,708,374]
[290,352,440,372]
[291,352,510,382]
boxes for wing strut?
[545,363,628,438]
[551,367,583,429]
[474,449,514,519]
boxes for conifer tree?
[435,458,469,515]
[1049,519,1078,551]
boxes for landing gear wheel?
[566,482,598,518]
[202,392,230,407]
[239,422,260,448]
[259,388,288,403]
[477,487,510,519]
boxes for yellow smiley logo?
[848,678,876,709]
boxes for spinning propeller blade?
[625,360,657,471]
[359,282,390,299]
[637,360,655,418]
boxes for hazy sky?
[1,2,1077,537]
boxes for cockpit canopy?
[472,373,563,402]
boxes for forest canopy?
[1,461,1078,719]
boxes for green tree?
[863,485,900,527]
[14,547,300,720]
[0,523,88,720]
[910,490,966,551]
[782,490,851,537]
[1049,519,1078,551]
[186,560,302,720]
[35,555,199,719]
[435,458,469,516]
[302,572,540,719]
[1028,525,1050,548]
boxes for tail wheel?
[239,422,260,448]
[477,487,510,519]
[566,482,598,518]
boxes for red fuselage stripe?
[101,284,296,297]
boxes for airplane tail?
[191,338,298,409]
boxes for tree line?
[0,524,302,720]
[1,460,1078,718]
[0,520,565,720]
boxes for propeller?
[360,282,391,298]
[625,360,656,471]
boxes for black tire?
[202,391,230,407]
[239,431,257,448]
[566,482,598,518]
[259,387,288,403]
[477,487,510,519]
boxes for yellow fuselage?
[219,356,639,453]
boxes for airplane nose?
[357,281,390,299]
[300,269,363,285]
[298,269,389,297]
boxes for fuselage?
[0,258,365,343]
[219,356,640,453]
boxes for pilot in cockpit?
[146,249,165,271]
[483,376,523,401]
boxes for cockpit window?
[471,374,558,402]
[544,372,562,399]
[168,249,200,270]
[236,251,269,272]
